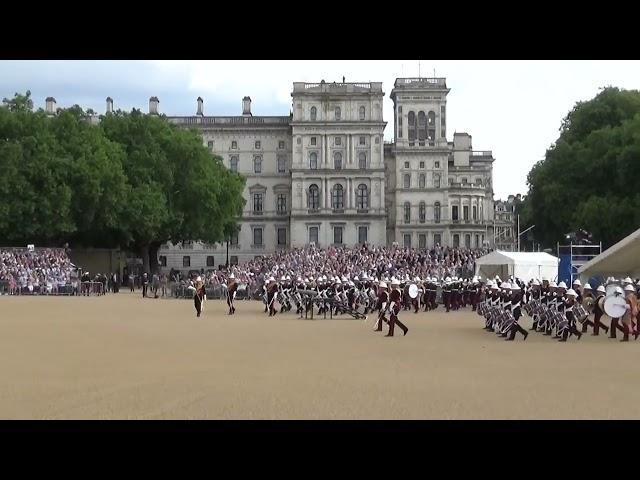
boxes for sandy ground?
[0,291,639,419]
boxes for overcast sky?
[1,60,639,199]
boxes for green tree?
[100,110,245,272]
[521,87,640,249]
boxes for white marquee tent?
[475,251,559,282]
[578,227,640,283]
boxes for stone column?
[325,178,329,209]
[324,135,328,166]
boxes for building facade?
[493,194,520,251]
[66,76,499,270]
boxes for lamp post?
[517,216,535,252]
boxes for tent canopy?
[475,251,559,282]
[578,227,640,282]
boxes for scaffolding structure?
[557,242,602,284]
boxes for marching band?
[191,267,640,344]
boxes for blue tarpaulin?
[558,254,571,284]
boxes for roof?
[578,227,640,276]
[476,250,559,265]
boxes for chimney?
[45,97,57,115]
[197,96,203,116]
[242,96,252,116]
[149,96,160,115]
[106,97,113,114]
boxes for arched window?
[408,111,416,142]
[334,152,342,170]
[434,202,441,223]
[253,156,262,174]
[404,202,411,223]
[475,178,483,186]
[309,152,318,170]
[418,111,427,141]
[403,174,411,189]
[332,184,344,209]
[308,184,319,209]
[358,152,367,169]
[434,173,440,189]
[229,155,238,173]
[310,106,317,121]
[359,106,365,120]
[277,156,286,173]
[419,173,425,189]
[335,107,341,120]
[427,111,436,145]
[356,184,369,209]
[419,202,426,223]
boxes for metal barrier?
[0,281,84,296]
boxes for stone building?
[42,75,500,270]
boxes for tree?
[100,110,245,272]
[521,87,640,249]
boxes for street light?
[517,214,535,252]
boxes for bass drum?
[408,284,419,299]
[604,296,627,319]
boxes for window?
[473,205,477,220]
[404,161,410,168]
[253,193,263,214]
[475,178,483,186]
[397,116,403,138]
[420,161,425,168]
[434,202,441,223]
[419,234,427,249]
[475,234,480,248]
[207,141,214,150]
[332,184,344,209]
[255,141,261,149]
[465,234,471,248]
[428,111,436,126]
[334,152,342,170]
[403,234,412,248]
[453,234,460,248]
[408,111,416,142]
[434,233,442,246]
[419,202,426,223]
[335,107,341,120]
[462,177,468,184]
[230,256,238,265]
[441,105,446,138]
[278,140,285,150]
[230,231,239,245]
[310,106,317,121]
[253,227,263,246]
[277,194,287,214]
[159,255,167,267]
[277,156,286,173]
[359,106,365,120]
[419,174,426,189]
[308,184,319,210]
[452,205,459,221]
[277,228,287,246]
[434,174,440,188]
[435,161,440,169]
[333,226,343,245]
[463,205,469,220]
[356,184,369,209]
[309,152,318,170]
[230,155,238,173]
[231,141,237,149]
[358,226,368,244]
[418,111,427,142]
[311,137,316,146]
[404,174,411,189]
[335,136,341,146]
[404,202,411,223]
[358,152,367,169]
[206,256,215,267]
[253,156,262,173]
[309,226,319,244]
[183,256,191,267]
[359,136,366,145]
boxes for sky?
[1,60,639,199]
